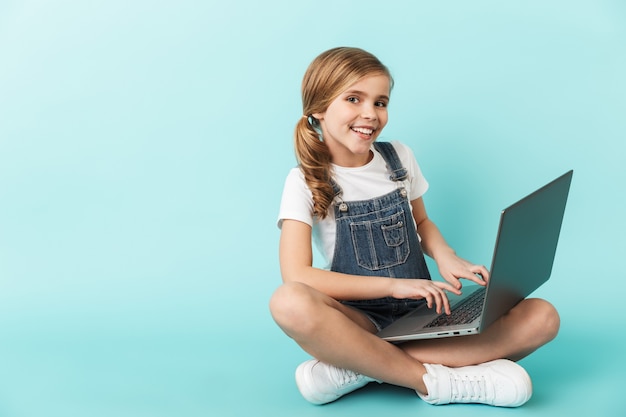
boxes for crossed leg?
[269,281,560,395]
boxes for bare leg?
[270,281,429,392]
[269,282,559,395]
[400,297,560,366]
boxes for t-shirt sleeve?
[277,168,315,229]
[391,141,429,201]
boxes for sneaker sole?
[487,360,533,407]
[295,361,329,405]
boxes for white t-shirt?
[277,141,429,269]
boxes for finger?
[425,288,443,313]
[434,280,462,296]
[428,285,449,315]
[423,291,433,309]
[464,274,486,286]
[458,267,488,286]
[475,265,490,282]
[441,273,463,291]
[427,289,441,314]
[432,288,442,314]
[437,287,451,315]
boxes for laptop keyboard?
[425,288,486,328]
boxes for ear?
[311,111,325,121]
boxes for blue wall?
[0,1,624,416]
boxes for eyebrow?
[344,89,390,101]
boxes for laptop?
[377,170,573,342]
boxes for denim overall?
[330,142,431,330]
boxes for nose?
[361,103,377,120]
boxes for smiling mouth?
[351,127,375,136]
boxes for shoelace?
[449,374,490,402]
[329,366,361,388]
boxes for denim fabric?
[331,142,431,330]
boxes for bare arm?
[279,218,458,313]
[279,219,394,301]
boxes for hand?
[435,251,489,291]
[389,278,461,315]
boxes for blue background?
[1,1,625,416]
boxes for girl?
[269,47,559,407]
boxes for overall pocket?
[350,210,410,271]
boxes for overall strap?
[373,141,408,182]
[331,142,406,200]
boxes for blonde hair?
[295,47,393,219]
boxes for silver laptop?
[377,170,573,342]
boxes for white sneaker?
[417,359,532,407]
[295,360,376,404]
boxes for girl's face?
[313,74,390,167]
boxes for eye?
[347,96,359,103]
[375,101,388,108]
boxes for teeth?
[352,127,374,135]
